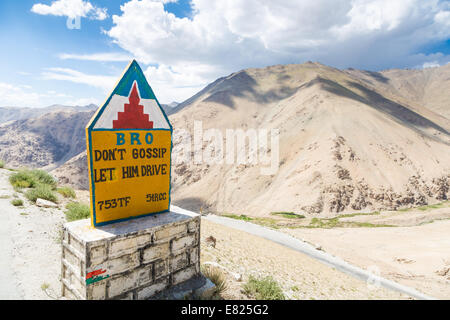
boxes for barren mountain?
[0,104,97,125]
[0,110,94,169]
[1,62,449,217]
[345,64,450,120]
[168,62,450,216]
[51,151,89,189]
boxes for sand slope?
[169,62,450,216]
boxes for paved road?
[171,206,435,300]
[0,171,22,299]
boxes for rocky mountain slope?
[0,110,94,170]
[168,62,450,216]
[0,104,97,125]
[1,63,449,216]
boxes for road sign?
[86,60,172,227]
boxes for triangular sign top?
[87,60,172,131]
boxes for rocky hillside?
[0,104,97,125]
[1,63,449,217]
[168,62,450,216]
[0,110,94,170]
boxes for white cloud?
[42,67,117,93]
[103,0,450,103]
[31,0,108,20]
[69,97,100,106]
[0,82,45,107]
[0,82,95,108]
[144,63,216,103]
[58,52,132,62]
[421,61,441,68]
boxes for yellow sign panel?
[86,60,172,226]
[88,130,171,225]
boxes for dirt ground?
[2,168,443,300]
[200,219,408,300]
[0,168,67,299]
[280,207,450,299]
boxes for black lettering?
[122,166,139,179]
[108,149,116,161]
[94,150,102,161]
[117,149,126,160]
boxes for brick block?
[187,220,198,233]
[173,265,198,285]
[154,224,187,242]
[137,277,169,300]
[172,266,197,285]
[69,234,85,256]
[136,265,153,286]
[109,233,151,258]
[108,271,138,298]
[63,247,81,276]
[171,253,188,272]
[88,245,107,267]
[87,281,106,300]
[154,259,169,280]
[143,242,170,263]
[105,252,140,275]
[70,272,85,297]
[172,234,196,253]
[189,247,199,264]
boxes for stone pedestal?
[61,206,201,300]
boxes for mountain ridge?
[1,62,449,216]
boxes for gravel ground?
[200,219,408,300]
[0,168,66,299]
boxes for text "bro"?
[116,132,153,146]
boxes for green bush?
[10,170,36,189]
[11,199,24,206]
[9,169,56,190]
[25,184,57,203]
[0,160,4,168]
[243,275,285,300]
[65,202,90,222]
[57,186,76,199]
[29,170,57,189]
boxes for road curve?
[171,205,435,300]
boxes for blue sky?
[0,0,449,108]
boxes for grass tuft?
[307,216,393,229]
[271,212,305,219]
[9,169,57,190]
[223,213,253,221]
[65,202,90,221]
[201,265,227,296]
[11,199,24,206]
[25,184,58,203]
[57,186,76,199]
[0,160,4,168]
[243,275,285,300]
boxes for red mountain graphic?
[113,82,154,129]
